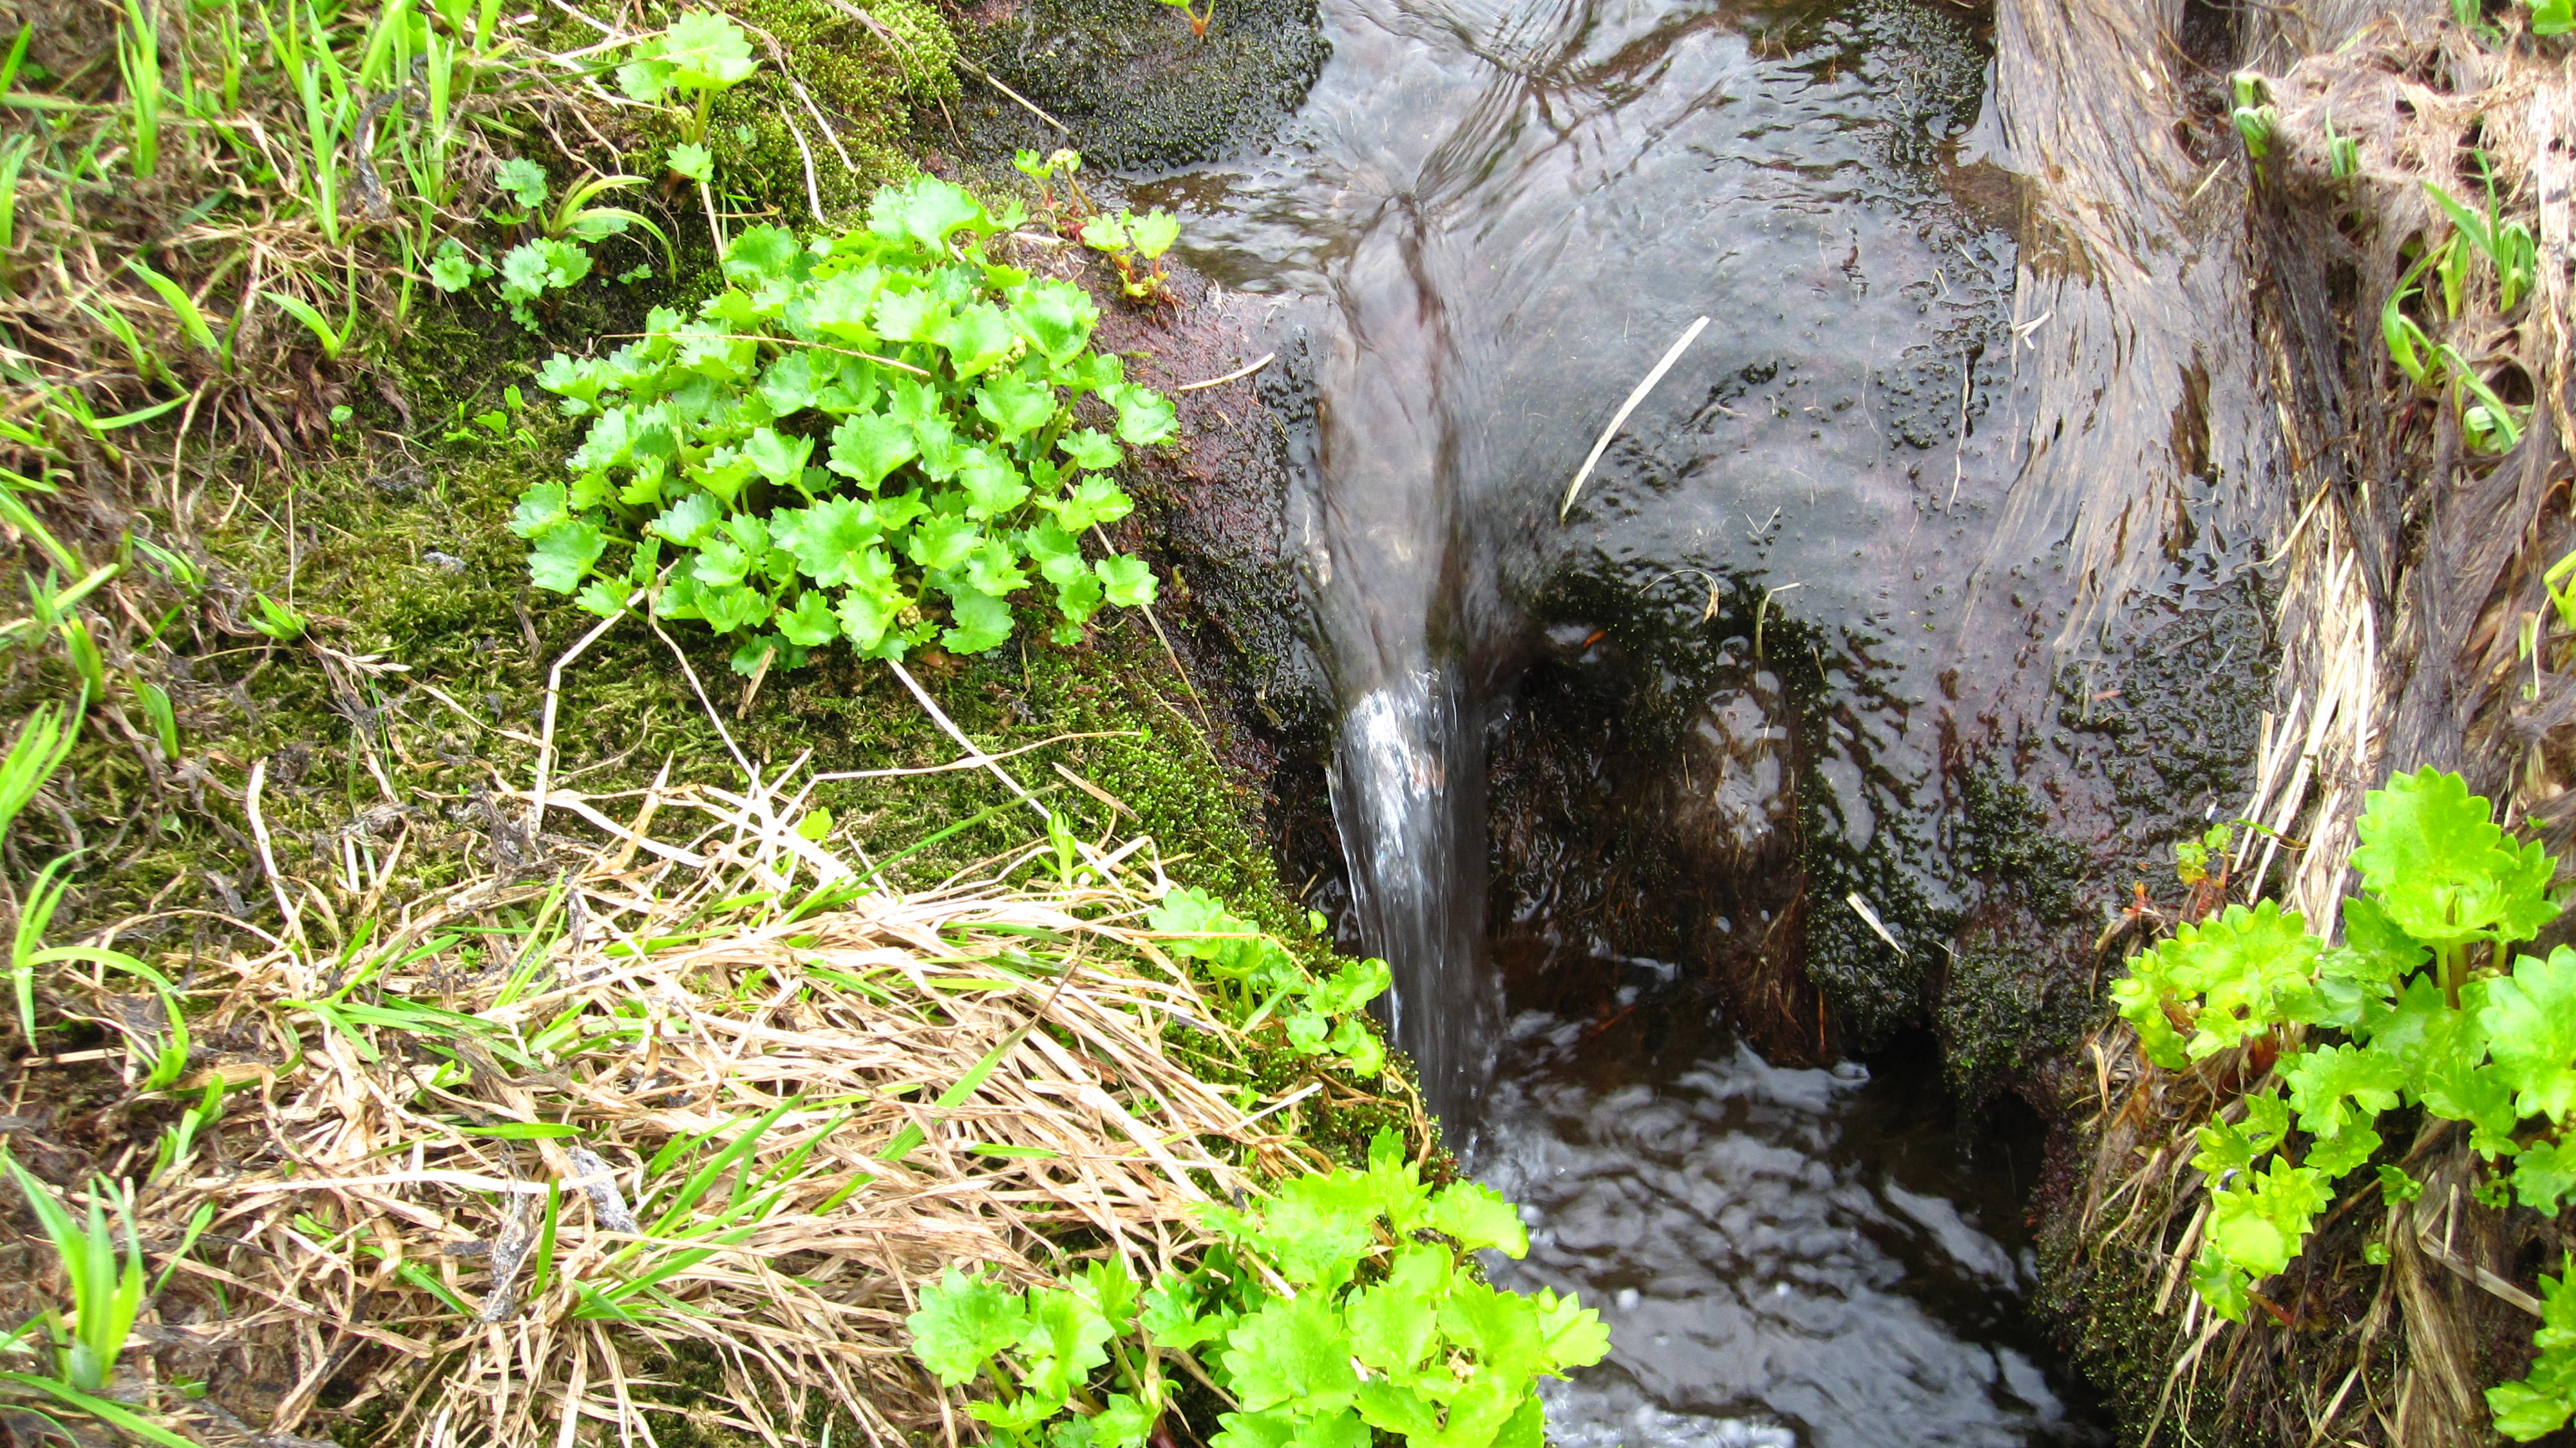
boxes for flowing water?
[1122,0,2148,1438]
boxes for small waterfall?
[1329,669,1495,1125]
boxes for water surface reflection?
[1474,1004,2105,1448]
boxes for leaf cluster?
[428,162,666,330]
[907,1132,1607,1448]
[1014,149,1181,302]
[1145,887,1390,1076]
[513,176,1181,673]
[618,10,761,145]
[2112,768,2576,1436]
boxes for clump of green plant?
[1012,149,1180,303]
[1148,888,1388,1076]
[618,12,761,149]
[1080,210,1182,304]
[908,1131,1607,1448]
[1014,147,1097,236]
[2229,72,2277,164]
[2374,148,2535,455]
[427,160,668,329]
[2110,767,2576,1437]
[0,1156,145,1396]
[513,176,1180,672]
[0,1148,216,1448]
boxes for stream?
[1124,0,2152,1438]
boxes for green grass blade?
[0,704,79,844]
[151,1201,214,1293]
[262,289,344,359]
[126,259,217,357]
[0,1373,198,1448]
[528,1181,561,1299]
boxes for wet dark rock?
[952,0,1329,169]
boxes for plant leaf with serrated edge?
[1106,383,1179,444]
[905,1268,1026,1386]
[511,482,570,538]
[1221,1293,1356,1415]
[1251,1174,1378,1289]
[776,591,839,647]
[938,303,1015,379]
[1017,280,1097,364]
[777,499,883,589]
[1018,1285,1112,1403]
[2483,946,2576,1124]
[743,427,812,486]
[723,225,802,287]
[530,522,607,591]
[649,492,721,548]
[2353,767,2559,950]
[1354,1382,1443,1438]
[1052,476,1135,532]
[1060,428,1122,470]
[942,586,1013,654]
[1346,1246,1445,1371]
[1096,555,1157,609]
[871,176,986,250]
[1128,209,1180,260]
[827,412,916,490]
[2190,1243,2252,1323]
[658,11,758,88]
[2282,1042,2406,1137]
[978,374,1059,441]
[907,513,980,572]
[958,450,1030,519]
[1533,1287,1610,1372]
[2516,1139,2576,1214]
[1427,1180,1528,1257]
[2304,1123,2380,1179]
[2206,1157,2330,1279]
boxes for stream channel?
[1103,0,2223,1439]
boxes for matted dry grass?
[6,750,1391,1448]
[2057,15,2576,1447]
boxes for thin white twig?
[1560,315,1709,521]
[886,660,1050,823]
[1178,353,1275,392]
[956,55,1069,133]
[245,758,306,949]
[787,115,824,225]
[529,591,642,839]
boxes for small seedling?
[1154,0,1218,38]
[1079,207,1183,302]
[1,1155,146,1392]
[618,12,761,147]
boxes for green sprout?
[2,1155,147,1393]
[618,12,761,148]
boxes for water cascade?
[1144,0,2165,1436]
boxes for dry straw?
[10,743,1379,1448]
[2067,17,2576,1447]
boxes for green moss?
[2034,1171,2230,1443]
[956,0,1328,171]
[1957,768,2088,926]
[704,0,956,214]
[1937,931,2097,1105]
